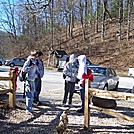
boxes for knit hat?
[37,51,43,57]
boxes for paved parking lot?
[0,68,134,102]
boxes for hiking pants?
[25,80,35,112]
[62,81,75,104]
[80,86,85,110]
[34,78,42,102]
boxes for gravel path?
[0,93,134,134]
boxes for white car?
[57,55,69,70]
[57,55,96,71]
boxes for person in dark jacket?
[34,51,44,105]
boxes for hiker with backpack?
[33,51,44,105]
[22,50,39,115]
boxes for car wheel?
[0,62,2,66]
[113,82,119,91]
[10,63,15,67]
[103,84,108,90]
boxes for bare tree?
[95,0,101,33]
[0,0,22,57]
[118,0,123,41]
[89,0,93,54]
[80,0,86,40]
[127,0,133,40]
[0,0,17,43]
[101,0,112,40]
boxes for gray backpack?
[19,59,32,82]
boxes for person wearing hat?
[22,50,39,115]
[33,51,44,105]
[61,54,79,107]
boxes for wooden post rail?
[0,89,12,95]
[84,79,90,128]
[9,69,17,107]
[84,79,134,129]
[89,88,134,101]
[0,69,17,107]
[89,105,134,122]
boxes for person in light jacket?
[22,50,39,115]
[61,54,79,107]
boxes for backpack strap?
[36,59,39,66]
[29,59,33,66]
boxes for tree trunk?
[101,5,106,41]
[85,0,88,24]
[68,10,74,39]
[127,0,133,40]
[96,0,99,33]
[118,0,123,41]
[80,0,86,40]
[101,0,112,41]
[47,0,54,66]
[89,0,93,53]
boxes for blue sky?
[0,0,13,6]
[0,0,16,31]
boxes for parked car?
[0,58,5,66]
[5,58,26,67]
[75,65,119,92]
[57,55,96,71]
[90,66,119,90]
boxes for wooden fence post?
[9,69,17,107]
[84,79,91,129]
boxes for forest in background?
[0,0,134,73]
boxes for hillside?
[41,20,134,74]
[0,20,134,74]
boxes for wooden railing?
[0,68,18,108]
[84,79,134,129]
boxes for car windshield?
[90,67,107,76]
[9,58,14,60]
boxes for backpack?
[19,59,32,82]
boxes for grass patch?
[45,67,54,70]
[117,71,128,77]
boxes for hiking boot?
[33,100,38,105]
[68,104,73,107]
[61,103,66,107]
[37,101,42,105]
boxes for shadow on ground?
[0,98,134,134]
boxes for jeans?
[80,86,85,110]
[62,81,75,104]
[25,80,35,112]
[34,78,41,102]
